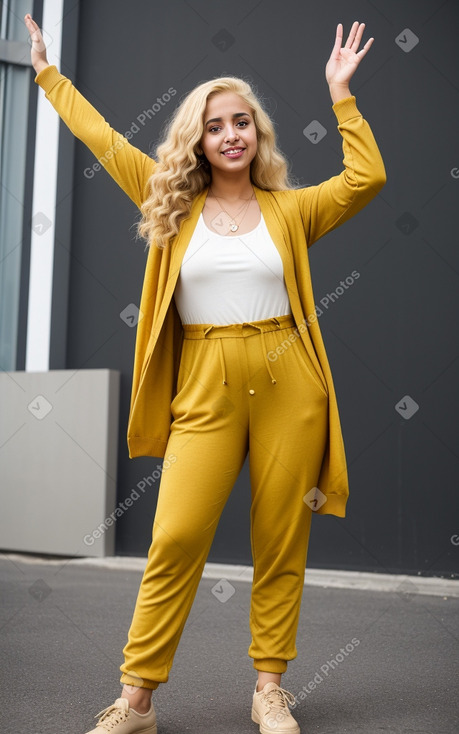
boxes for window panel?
[0,0,32,370]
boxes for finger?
[344,20,359,49]
[347,21,364,52]
[25,18,46,52]
[24,14,40,36]
[24,14,37,29]
[357,37,374,57]
[330,22,343,58]
[30,28,43,45]
[351,23,366,53]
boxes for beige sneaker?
[252,681,300,734]
[84,696,157,733]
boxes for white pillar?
[25,0,64,371]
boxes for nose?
[224,125,239,142]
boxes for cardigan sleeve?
[296,96,386,247]
[34,65,155,209]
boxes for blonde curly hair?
[137,75,299,249]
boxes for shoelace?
[93,700,129,731]
[262,686,296,712]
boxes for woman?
[25,13,386,734]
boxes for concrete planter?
[0,369,120,557]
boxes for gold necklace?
[209,187,255,233]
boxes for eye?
[208,119,249,133]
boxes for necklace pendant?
[230,223,238,232]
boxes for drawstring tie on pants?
[203,318,280,386]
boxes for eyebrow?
[205,112,251,126]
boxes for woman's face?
[199,92,257,174]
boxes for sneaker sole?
[251,707,300,734]
[86,725,156,734]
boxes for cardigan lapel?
[253,186,310,321]
[153,186,210,332]
[253,186,293,283]
[253,187,327,388]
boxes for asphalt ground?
[1,554,458,734]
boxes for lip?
[221,147,245,158]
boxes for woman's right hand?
[24,14,50,74]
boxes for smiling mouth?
[221,148,245,157]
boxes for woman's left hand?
[325,22,374,87]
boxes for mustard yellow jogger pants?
[120,314,329,690]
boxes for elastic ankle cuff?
[120,674,159,690]
[253,658,287,674]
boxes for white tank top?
[173,212,292,325]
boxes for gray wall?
[52,0,458,575]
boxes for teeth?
[224,149,242,154]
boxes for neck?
[208,169,254,201]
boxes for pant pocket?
[170,339,221,419]
[292,336,329,399]
[171,340,199,416]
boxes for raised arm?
[24,14,155,209]
[297,22,387,247]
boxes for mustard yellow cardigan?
[35,65,386,518]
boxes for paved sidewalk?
[1,554,458,733]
